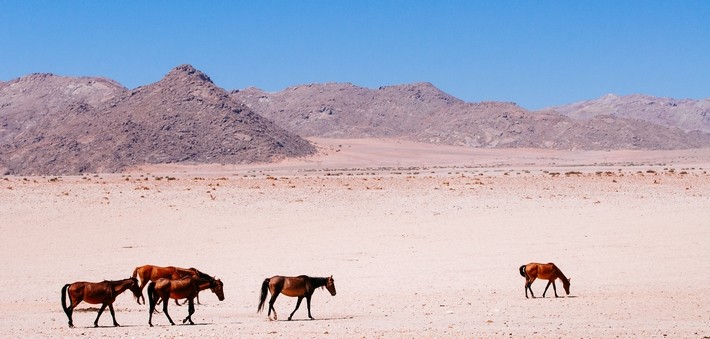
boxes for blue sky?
[1,1,709,109]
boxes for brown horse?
[131,264,208,305]
[147,275,224,326]
[519,262,571,298]
[258,275,336,321]
[61,277,141,328]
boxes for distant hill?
[0,65,315,175]
[232,83,710,150]
[3,66,710,175]
[545,94,710,133]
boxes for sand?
[1,138,709,338]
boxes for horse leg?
[65,299,80,328]
[93,304,108,327]
[66,306,75,328]
[288,297,303,321]
[306,295,314,320]
[108,303,120,326]
[542,280,552,297]
[183,298,195,325]
[148,293,155,326]
[268,291,280,320]
[148,304,154,327]
[66,303,77,328]
[552,280,559,297]
[526,278,536,298]
[163,297,175,325]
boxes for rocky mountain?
[546,94,710,133]
[0,65,315,175]
[232,82,464,139]
[232,83,710,149]
[3,66,710,175]
[0,73,125,142]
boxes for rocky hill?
[0,73,125,142]
[232,82,464,139]
[232,84,710,149]
[0,65,315,175]
[545,94,710,133]
[3,66,710,175]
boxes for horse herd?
[60,262,568,328]
[60,264,336,328]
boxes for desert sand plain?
[1,138,709,338]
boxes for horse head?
[563,277,571,295]
[128,277,142,303]
[210,278,225,301]
[325,275,337,296]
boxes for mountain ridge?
[0,65,315,175]
[2,66,710,175]
[232,83,710,150]
[545,93,710,133]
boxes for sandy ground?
[1,138,709,338]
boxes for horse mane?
[101,277,135,285]
[309,276,330,289]
[195,270,213,281]
[553,265,570,284]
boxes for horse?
[60,277,141,328]
[257,275,336,321]
[147,275,224,326]
[519,262,571,298]
[131,264,209,305]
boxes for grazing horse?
[147,275,224,326]
[519,262,571,298]
[61,277,141,328]
[258,275,336,321]
[131,264,209,305]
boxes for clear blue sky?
[1,1,709,109]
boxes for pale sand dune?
[1,139,709,338]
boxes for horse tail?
[257,278,269,313]
[519,265,527,278]
[147,282,157,314]
[61,284,71,316]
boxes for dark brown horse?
[258,275,336,321]
[132,264,208,305]
[61,277,141,328]
[519,262,571,298]
[147,275,224,326]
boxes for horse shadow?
[277,316,353,322]
[77,324,142,329]
[147,322,215,327]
